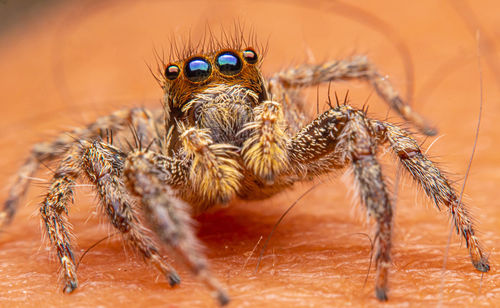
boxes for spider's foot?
[375,287,388,301]
[215,290,230,306]
[198,268,230,306]
[0,200,15,228]
[0,212,8,229]
[63,279,78,294]
[60,256,78,293]
[167,272,181,287]
[473,257,490,272]
[422,126,438,136]
[411,115,437,136]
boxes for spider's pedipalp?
[242,100,289,184]
[180,125,242,205]
[124,151,229,306]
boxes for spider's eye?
[216,52,242,76]
[165,65,180,80]
[242,49,258,64]
[184,57,211,82]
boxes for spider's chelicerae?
[2,35,490,305]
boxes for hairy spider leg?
[277,105,488,299]
[272,55,437,136]
[2,108,161,227]
[373,120,490,272]
[82,140,182,286]
[125,151,230,305]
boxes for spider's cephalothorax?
[2,37,490,306]
[159,47,293,208]
[163,48,267,148]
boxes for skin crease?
[0,0,499,306]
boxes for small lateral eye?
[165,65,180,80]
[242,49,258,64]
[184,57,212,82]
[216,52,242,76]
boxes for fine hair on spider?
[438,30,487,304]
[2,15,493,308]
[149,23,268,88]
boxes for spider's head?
[161,48,268,146]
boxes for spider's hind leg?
[270,55,437,136]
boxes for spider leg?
[283,105,393,299]
[282,105,489,300]
[40,144,82,293]
[270,55,437,136]
[370,120,490,272]
[2,107,160,227]
[40,139,182,293]
[124,151,229,306]
[345,114,392,301]
[81,140,182,286]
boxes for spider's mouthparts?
[197,102,254,146]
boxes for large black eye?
[216,52,242,76]
[165,65,180,80]
[184,57,211,82]
[242,49,258,64]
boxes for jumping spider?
[2,35,490,305]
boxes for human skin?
[0,0,499,307]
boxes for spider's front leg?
[372,120,490,272]
[40,144,82,292]
[3,107,159,227]
[284,106,392,300]
[40,140,182,293]
[124,150,230,305]
[280,105,489,300]
[81,140,182,286]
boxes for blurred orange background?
[0,0,499,307]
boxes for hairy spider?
[1,34,490,305]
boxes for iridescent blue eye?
[242,49,258,64]
[184,57,211,82]
[216,52,242,76]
